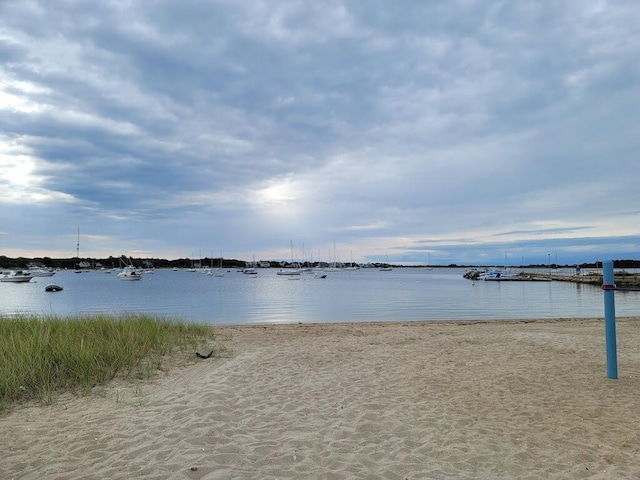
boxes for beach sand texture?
[2,318,640,479]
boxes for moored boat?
[116,257,143,280]
[117,267,142,280]
[277,268,301,276]
[1,270,33,283]
[277,241,302,275]
[28,267,56,277]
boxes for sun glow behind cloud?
[0,1,639,264]
[0,139,76,204]
[249,176,305,226]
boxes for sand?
[2,318,640,479]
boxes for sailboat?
[214,252,225,277]
[379,253,393,271]
[345,250,360,270]
[242,254,258,274]
[324,241,343,272]
[425,253,433,270]
[277,241,302,275]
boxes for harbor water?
[1,268,638,325]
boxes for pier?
[464,269,640,290]
[549,272,640,290]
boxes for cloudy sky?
[1,0,639,266]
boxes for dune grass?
[0,313,220,412]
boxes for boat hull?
[1,276,33,283]
[1,270,33,282]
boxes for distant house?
[27,261,47,268]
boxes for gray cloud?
[1,0,639,265]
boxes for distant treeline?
[0,255,248,270]
[444,260,640,269]
[2,256,639,270]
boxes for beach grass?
[0,313,218,412]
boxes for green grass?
[0,313,221,412]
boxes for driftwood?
[195,348,214,359]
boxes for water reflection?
[1,268,638,324]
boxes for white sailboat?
[324,241,343,272]
[380,254,393,271]
[277,241,302,275]
[344,250,360,270]
[213,252,225,277]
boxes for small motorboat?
[1,270,33,283]
[45,284,64,292]
[28,268,56,277]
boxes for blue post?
[602,260,618,379]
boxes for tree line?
[0,255,247,270]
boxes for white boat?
[478,269,502,280]
[28,268,56,277]
[324,241,343,272]
[277,241,302,275]
[1,270,33,283]
[242,267,258,275]
[277,267,301,275]
[116,257,143,281]
[379,254,393,271]
[344,251,360,270]
[208,252,225,277]
[117,267,142,281]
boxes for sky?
[1,0,639,266]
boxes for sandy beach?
[2,317,640,479]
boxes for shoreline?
[211,314,614,328]
[3,317,640,479]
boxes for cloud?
[0,0,639,265]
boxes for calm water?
[1,268,638,325]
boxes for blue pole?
[602,260,618,379]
